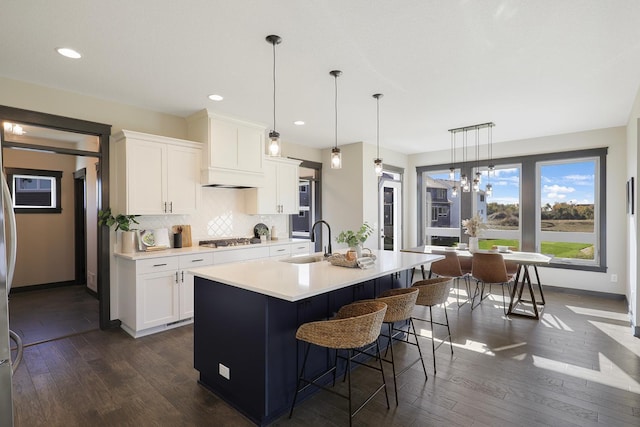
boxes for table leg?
[508,265,542,319]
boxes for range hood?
[187,109,266,188]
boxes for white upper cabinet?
[112,130,201,215]
[245,157,301,215]
[187,109,265,187]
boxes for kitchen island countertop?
[190,249,442,302]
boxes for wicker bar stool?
[411,277,454,375]
[371,287,425,406]
[289,301,389,426]
[430,251,471,308]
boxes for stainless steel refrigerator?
[1,129,19,426]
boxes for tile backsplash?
[133,187,290,242]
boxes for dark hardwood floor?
[11,287,640,426]
[9,285,100,346]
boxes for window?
[476,164,522,250]
[417,147,607,271]
[6,168,62,213]
[537,158,598,265]
[420,169,460,246]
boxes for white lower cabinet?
[117,253,214,338]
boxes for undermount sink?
[279,254,326,264]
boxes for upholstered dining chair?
[470,252,516,314]
[430,251,471,307]
[290,301,389,426]
[411,277,454,375]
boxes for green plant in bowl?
[336,223,373,248]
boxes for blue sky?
[430,160,595,206]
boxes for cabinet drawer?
[137,257,180,275]
[215,247,270,264]
[269,245,291,257]
[290,243,311,255]
[180,253,214,268]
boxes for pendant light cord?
[376,96,380,158]
[334,74,338,149]
[272,41,277,132]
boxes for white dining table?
[401,245,552,319]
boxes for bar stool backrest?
[376,287,419,323]
[412,277,453,307]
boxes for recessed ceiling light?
[56,47,82,59]
[208,94,224,101]
[293,121,305,126]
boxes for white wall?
[409,126,628,295]
[626,85,640,332]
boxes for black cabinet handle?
[153,263,167,267]
[191,259,205,263]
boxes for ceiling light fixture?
[448,122,496,195]
[266,34,282,157]
[373,93,383,176]
[330,70,343,169]
[56,47,81,59]
[293,120,305,126]
[486,122,495,197]
[208,94,224,101]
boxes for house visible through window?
[6,168,62,213]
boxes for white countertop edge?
[190,251,443,302]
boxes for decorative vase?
[121,231,136,253]
[260,235,267,243]
[346,244,363,260]
[468,236,479,253]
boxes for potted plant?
[336,222,373,259]
[98,208,139,253]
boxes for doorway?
[0,105,114,330]
[74,168,88,289]
[378,171,403,251]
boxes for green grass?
[479,239,593,259]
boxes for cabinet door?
[138,270,179,330]
[260,160,279,214]
[127,140,165,214]
[167,144,200,214]
[290,242,311,255]
[277,161,299,214]
[179,253,214,319]
[236,125,263,173]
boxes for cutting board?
[172,225,192,247]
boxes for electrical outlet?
[610,274,618,283]
[219,363,230,380]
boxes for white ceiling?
[2,0,640,154]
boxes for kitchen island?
[191,250,443,425]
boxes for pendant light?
[373,93,383,176]
[330,70,342,169]
[451,130,458,197]
[266,35,282,157]
[472,125,481,192]
[486,123,495,196]
[461,129,470,192]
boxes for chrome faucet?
[311,220,332,256]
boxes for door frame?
[379,177,403,251]
[73,168,88,289]
[0,105,117,330]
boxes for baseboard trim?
[9,280,77,294]
[542,284,625,300]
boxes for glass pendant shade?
[452,186,458,197]
[485,183,493,196]
[449,168,455,180]
[461,174,468,186]
[475,171,482,185]
[331,147,342,169]
[472,178,480,192]
[374,158,383,176]
[268,131,281,156]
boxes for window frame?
[416,147,607,272]
[5,167,63,214]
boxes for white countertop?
[114,238,310,261]
[190,250,443,302]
